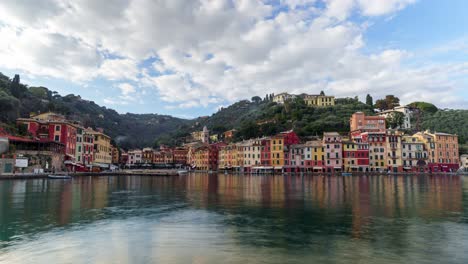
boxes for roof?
[323,132,340,136]
[305,140,322,147]
[434,132,457,136]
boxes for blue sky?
[0,0,467,118]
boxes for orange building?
[173,147,188,165]
[142,148,154,164]
[414,131,459,172]
[350,112,386,132]
[111,145,119,164]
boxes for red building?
[260,138,271,166]
[173,147,188,165]
[279,130,300,146]
[17,113,77,167]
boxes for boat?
[48,175,72,179]
[177,170,188,175]
[341,172,352,176]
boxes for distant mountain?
[1,72,467,153]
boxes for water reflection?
[0,174,467,263]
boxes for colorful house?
[386,130,404,172]
[402,135,428,172]
[413,131,459,172]
[17,112,78,169]
[343,141,359,172]
[323,132,343,172]
[360,131,387,172]
[350,112,386,132]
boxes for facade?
[350,112,386,132]
[173,147,188,165]
[360,132,387,172]
[352,135,370,171]
[303,94,335,107]
[127,149,142,166]
[82,129,95,168]
[323,132,342,172]
[260,138,272,167]
[273,93,296,104]
[6,135,65,172]
[120,151,128,165]
[89,130,112,167]
[193,144,223,171]
[377,106,412,129]
[287,144,304,172]
[402,136,428,172]
[111,145,119,164]
[343,141,359,172]
[17,113,78,168]
[461,155,468,172]
[414,131,459,172]
[270,135,285,168]
[142,148,154,164]
[307,140,325,172]
[191,126,210,143]
[242,139,262,170]
[386,130,403,172]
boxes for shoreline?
[0,170,465,180]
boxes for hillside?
[0,73,192,149]
[1,72,467,153]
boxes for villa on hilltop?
[273,91,335,107]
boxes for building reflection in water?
[0,174,464,247]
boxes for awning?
[274,166,283,169]
[313,167,323,169]
[93,163,110,168]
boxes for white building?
[461,154,468,172]
[377,106,412,129]
[273,93,297,104]
[127,149,142,166]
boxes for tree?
[9,74,27,98]
[386,112,405,129]
[366,94,373,107]
[375,95,400,110]
[408,101,438,114]
[251,96,262,103]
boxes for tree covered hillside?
[1,72,467,153]
[182,97,375,142]
[0,73,192,149]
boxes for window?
[54,135,60,141]
[55,125,60,131]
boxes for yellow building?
[89,130,112,166]
[270,135,284,167]
[343,141,358,172]
[303,93,335,107]
[386,130,404,172]
[304,140,325,170]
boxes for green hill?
[0,73,192,149]
[1,72,467,153]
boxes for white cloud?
[0,0,465,110]
[98,59,139,81]
[357,0,417,16]
[118,83,136,96]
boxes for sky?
[0,0,467,118]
